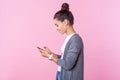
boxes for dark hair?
[53,3,74,25]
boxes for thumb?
[44,46,50,51]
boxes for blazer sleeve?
[57,36,82,70]
[57,54,61,59]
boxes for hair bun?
[61,3,69,11]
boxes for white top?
[58,33,76,71]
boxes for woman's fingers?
[37,47,44,53]
[37,46,51,57]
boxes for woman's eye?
[55,24,58,27]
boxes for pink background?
[0,0,120,80]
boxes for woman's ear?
[63,19,69,26]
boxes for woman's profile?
[37,3,84,80]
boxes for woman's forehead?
[53,19,61,24]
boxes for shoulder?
[71,34,83,42]
[69,33,84,48]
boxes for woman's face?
[53,19,67,35]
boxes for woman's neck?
[66,25,76,35]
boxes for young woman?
[37,3,84,80]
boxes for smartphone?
[37,46,43,50]
[37,46,41,49]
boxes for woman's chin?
[58,31,65,35]
[60,32,65,35]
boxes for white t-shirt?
[58,33,76,71]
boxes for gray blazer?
[57,34,84,80]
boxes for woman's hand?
[37,46,52,58]
[37,46,58,63]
